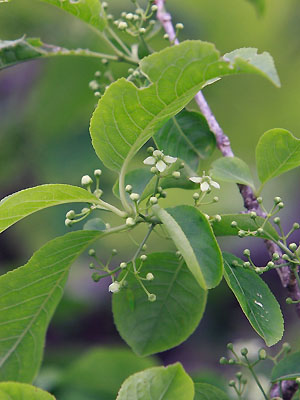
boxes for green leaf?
[0,230,103,382]
[116,363,194,400]
[271,351,300,382]
[256,129,300,186]
[224,47,280,87]
[223,252,284,346]
[152,205,223,289]
[194,383,230,400]
[246,0,266,16]
[154,110,216,170]
[210,157,254,188]
[0,382,55,399]
[41,0,106,31]
[113,253,207,356]
[112,163,197,201]
[59,347,158,397]
[83,218,106,231]
[211,214,279,241]
[0,184,100,234]
[90,40,280,174]
[0,37,109,71]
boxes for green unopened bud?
[105,223,111,230]
[193,193,200,200]
[236,372,242,379]
[88,249,96,257]
[293,223,300,230]
[278,202,284,209]
[81,207,90,214]
[146,272,154,281]
[94,189,103,198]
[148,293,156,302]
[243,262,251,268]
[214,215,222,222]
[267,261,275,268]
[274,217,280,224]
[118,21,128,30]
[125,184,132,193]
[250,211,257,219]
[176,22,184,29]
[219,357,228,365]
[150,196,158,205]
[232,260,239,267]
[257,228,263,235]
[163,33,169,40]
[66,210,76,219]
[228,359,235,365]
[243,248,250,257]
[112,249,118,255]
[81,175,93,186]
[259,349,267,360]
[140,254,147,261]
[296,377,300,385]
[282,254,290,261]
[272,252,280,261]
[179,162,185,169]
[92,273,101,282]
[289,243,297,251]
[120,262,127,269]
[139,27,146,34]
[65,218,73,227]
[142,244,147,251]
[274,196,282,204]
[150,166,158,174]
[257,196,263,203]
[231,221,237,228]
[255,267,262,274]
[282,342,291,352]
[89,262,95,269]
[151,5,158,11]
[126,217,136,227]
[147,146,154,154]
[94,169,102,177]
[238,230,246,238]
[241,348,248,356]
[213,196,219,202]
[228,380,236,387]
[286,297,293,304]
[130,192,140,202]
[172,171,181,179]
[227,342,234,350]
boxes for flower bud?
[250,211,257,219]
[213,196,219,202]
[92,273,101,282]
[118,21,128,30]
[88,249,96,256]
[214,215,222,222]
[150,166,158,174]
[130,193,140,202]
[219,357,228,365]
[109,281,120,293]
[94,169,102,177]
[146,272,154,281]
[243,248,250,256]
[257,196,263,203]
[193,193,200,200]
[148,293,156,302]
[172,171,181,179]
[293,222,300,230]
[278,202,284,209]
[257,228,263,235]
[176,23,184,29]
[140,254,147,261]
[126,217,136,227]
[139,28,146,34]
[272,252,280,261]
[243,262,250,268]
[267,261,274,268]
[120,262,127,269]
[228,380,235,387]
[228,359,235,365]
[65,218,73,227]
[150,196,158,205]
[151,5,158,11]
[241,348,248,356]
[147,146,154,154]
[125,184,132,193]
[274,217,280,224]
[163,33,169,40]
[274,196,282,204]
[66,210,75,219]
[258,349,267,360]
[289,243,297,251]
[81,175,93,186]
[126,12,133,20]
[282,254,290,261]
[282,342,291,352]
[286,297,293,304]
[231,221,237,228]
[238,230,246,238]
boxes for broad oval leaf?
[271,351,300,382]
[90,40,280,173]
[155,110,216,170]
[113,253,207,356]
[256,128,300,186]
[59,347,158,398]
[194,383,230,400]
[0,230,103,382]
[210,157,254,188]
[0,382,55,399]
[0,184,100,234]
[223,252,284,346]
[116,363,194,400]
[152,205,223,289]
[211,214,279,241]
[0,37,109,71]
[112,163,197,201]
[41,0,106,31]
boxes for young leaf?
[0,37,110,71]
[211,214,279,241]
[223,252,284,346]
[0,230,103,382]
[194,383,230,400]
[271,352,300,382]
[256,129,300,186]
[152,205,223,289]
[41,0,106,31]
[112,163,197,201]
[116,363,194,400]
[0,382,55,399]
[90,40,280,174]
[0,184,100,234]
[154,110,216,170]
[210,157,254,188]
[59,347,158,397]
[113,253,207,356]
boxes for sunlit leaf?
[271,352,300,382]
[113,253,207,356]
[0,230,103,382]
[116,363,194,400]
[41,0,106,31]
[256,128,300,186]
[0,382,55,399]
[0,184,100,234]
[155,110,216,170]
[210,157,254,188]
[194,383,230,400]
[90,40,280,174]
[152,205,223,289]
[223,252,284,346]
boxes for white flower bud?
[89,80,99,91]
[163,33,169,40]
[118,21,128,30]
[140,254,147,261]
[125,184,132,192]
[126,13,133,20]
[81,175,93,186]
[150,167,158,174]
[148,293,156,302]
[172,171,180,179]
[109,282,120,293]
[66,210,75,219]
[126,217,136,227]
[105,223,111,230]
[151,5,158,11]
[150,196,158,204]
[102,1,108,8]
[130,193,140,202]
[153,149,163,157]
[81,207,90,214]
[146,272,154,281]
[176,23,184,29]
[65,218,73,227]
[215,214,222,222]
[94,169,102,177]
[139,28,146,34]
[120,262,127,269]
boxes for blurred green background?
[1,0,300,398]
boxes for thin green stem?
[132,224,154,262]
[96,200,127,218]
[106,26,134,58]
[244,355,268,400]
